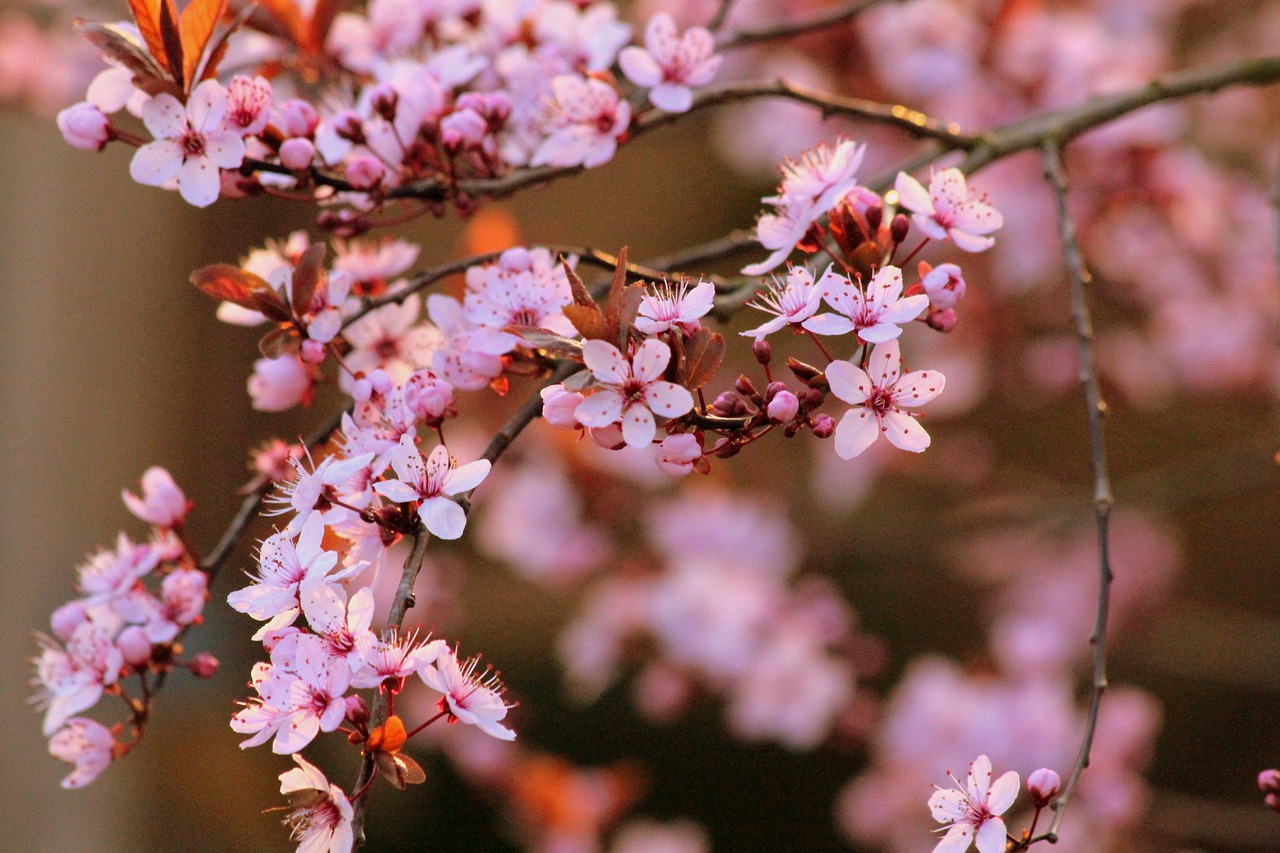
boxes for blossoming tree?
[9,0,1280,849]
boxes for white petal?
[582,339,629,385]
[645,381,693,418]
[882,410,930,452]
[141,94,186,139]
[895,369,946,407]
[129,141,183,186]
[574,389,624,427]
[801,313,856,337]
[948,229,996,252]
[650,83,693,113]
[975,817,1007,853]
[421,496,466,540]
[868,339,902,387]
[933,823,974,853]
[893,171,933,215]
[987,771,1020,815]
[824,360,870,405]
[834,408,878,459]
[178,156,221,207]
[618,47,662,87]
[374,480,421,503]
[620,404,656,448]
[632,338,671,383]
[443,459,490,496]
[880,293,930,325]
[204,132,246,169]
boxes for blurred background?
[4,0,1280,851]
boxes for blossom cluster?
[56,2,724,211]
[33,467,210,789]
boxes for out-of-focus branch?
[1033,140,1115,845]
[716,0,903,49]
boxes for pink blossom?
[575,339,695,449]
[895,169,1003,252]
[148,568,208,643]
[531,75,631,169]
[350,633,445,690]
[33,619,123,735]
[271,450,376,530]
[403,369,455,424]
[130,80,247,207]
[463,247,576,352]
[295,583,377,672]
[420,647,516,741]
[121,466,188,528]
[344,294,443,386]
[227,512,350,631]
[766,389,799,423]
[619,12,722,113]
[655,433,702,476]
[803,265,929,343]
[231,635,351,754]
[56,102,111,150]
[825,339,946,458]
[249,355,317,412]
[635,278,716,335]
[74,533,159,605]
[373,434,491,539]
[540,383,586,430]
[740,266,825,339]
[278,755,354,853]
[927,755,1019,853]
[743,139,867,275]
[48,718,117,789]
[922,263,967,310]
[224,75,273,136]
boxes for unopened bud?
[50,602,88,641]
[346,155,386,190]
[117,626,153,667]
[865,205,883,234]
[345,695,371,726]
[300,338,326,364]
[786,357,823,384]
[890,213,910,244]
[926,308,958,333]
[764,381,786,403]
[369,369,394,394]
[734,374,758,398]
[766,390,799,423]
[1027,768,1061,808]
[811,414,836,438]
[751,339,772,365]
[800,387,824,410]
[1259,769,1280,794]
[279,137,315,171]
[190,652,220,679]
[712,391,745,417]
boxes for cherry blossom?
[373,434,491,539]
[33,619,123,735]
[129,80,247,208]
[803,265,929,342]
[463,247,576,352]
[927,755,1019,853]
[619,12,722,113]
[350,633,445,690]
[278,755,354,853]
[825,340,946,458]
[635,278,716,336]
[574,339,694,449]
[231,635,351,754]
[227,512,352,631]
[343,294,444,387]
[56,102,110,150]
[121,466,188,529]
[48,718,117,789]
[740,266,825,340]
[531,75,631,169]
[420,647,517,741]
[895,169,1003,252]
[74,533,159,605]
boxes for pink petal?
[620,403,656,448]
[987,771,1020,815]
[930,168,967,217]
[421,496,466,540]
[204,131,246,169]
[801,313,856,337]
[948,229,996,252]
[374,480,421,503]
[933,823,974,853]
[882,410,930,452]
[443,459,490,496]
[129,140,183,187]
[895,369,946,407]
[857,322,905,343]
[868,339,902,387]
[631,338,671,383]
[574,389,624,427]
[187,79,228,132]
[880,293,930,325]
[834,408,878,459]
[177,156,221,207]
[893,171,933,216]
[141,93,186,139]
[975,817,1007,853]
[300,580,345,635]
[650,83,693,113]
[824,360,871,406]
[618,47,662,87]
[582,339,630,385]
[645,381,693,418]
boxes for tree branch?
[715,0,903,49]
[1034,140,1115,844]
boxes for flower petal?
[645,381,693,418]
[632,338,672,383]
[834,408,879,459]
[882,410,930,452]
[582,339,630,385]
[824,360,870,405]
[620,404,655,448]
[895,369,946,407]
[421,496,466,540]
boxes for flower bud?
[346,155,386,190]
[279,137,315,171]
[1027,768,1061,808]
[766,390,799,423]
[190,652,220,679]
[655,433,702,477]
[57,102,112,151]
[350,376,373,402]
[811,414,836,438]
[117,626,153,667]
[589,423,626,450]
[122,467,189,528]
[800,387,824,410]
[751,339,772,365]
[712,391,746,417]
[890,213,910,244]
[734,374,758,398]
[764,381,786,402]
[1259,769,1280,794]
[50,602,88,640]
[865,205,883,234]
[540,384,584,430]
[276,99,319,137]
[922,262,966,309]
[345,695,371,726]
[926,308,958,333]
[300,338,327,364]
[369,369,394,394]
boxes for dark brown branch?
[716,0,903,49]
[199,407,346,582]
[1034,140,1115,845]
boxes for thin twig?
[199,407,346,582]
[715,0,902,49]
[707,0,736,32]
[1035,140,1114,844]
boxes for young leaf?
[507,326,584,359]
[252,0,309,47]
[126,0,169,75]
[563,304,608,341]
[561,258,595,308]
[309,0,348,52]
[178,0,227,90]
[190,264,291,322]
[258,325,298,359]
[193,2,254,84]
[74,20,175,96]
[157,0,186,91]
[289,243,327,315]
[680,329,726,391]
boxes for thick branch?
[1035,140,1115,844]
[716,0,902,49]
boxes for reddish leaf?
[367,714,408,753]
[190,264,291,322]
[125,0,169,74]
[562,369,594,392]
[258,325,298,359]
[561,258,595,308]
[75,20,175,95]
[178,0,227,89]
[848,242,882,281]
[507,325,584,358]
[308,0,348,51]
[681,330,726,391]
[289,243,327,314]
[563,303,608,341]
[375,752,426,790]
[602,246,629,334]
[157,0,186,91]
[194,3,253,83]
[254,0,309,47]
[248,290,293,323]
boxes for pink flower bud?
[766,389,799,423]
[300,338,327,364]
[751,339,772,365]
[811,413,836,438]
[351,377,373,402]
[116,626,153,667]
[1259,769,1280,794]
[1027,768,1061,807]
[441,108,487,151]
[735,374,759,398]
[922,263,967,309]
[122,466,189,529]
[249,355,315,412]
[279,137,316,170]
[190,652,220,679]
[405,370,455,423]
[345,695,371,725]
[57,102,111,151]
[589,423,626,450]
[540,384,585,430]
[346,155,385,190]
[655,433,702,476]
[926,308,958,333]
[890,213,910,243]
[276,98,319,137]
[712,391,746,417]
[50,602,88,641]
